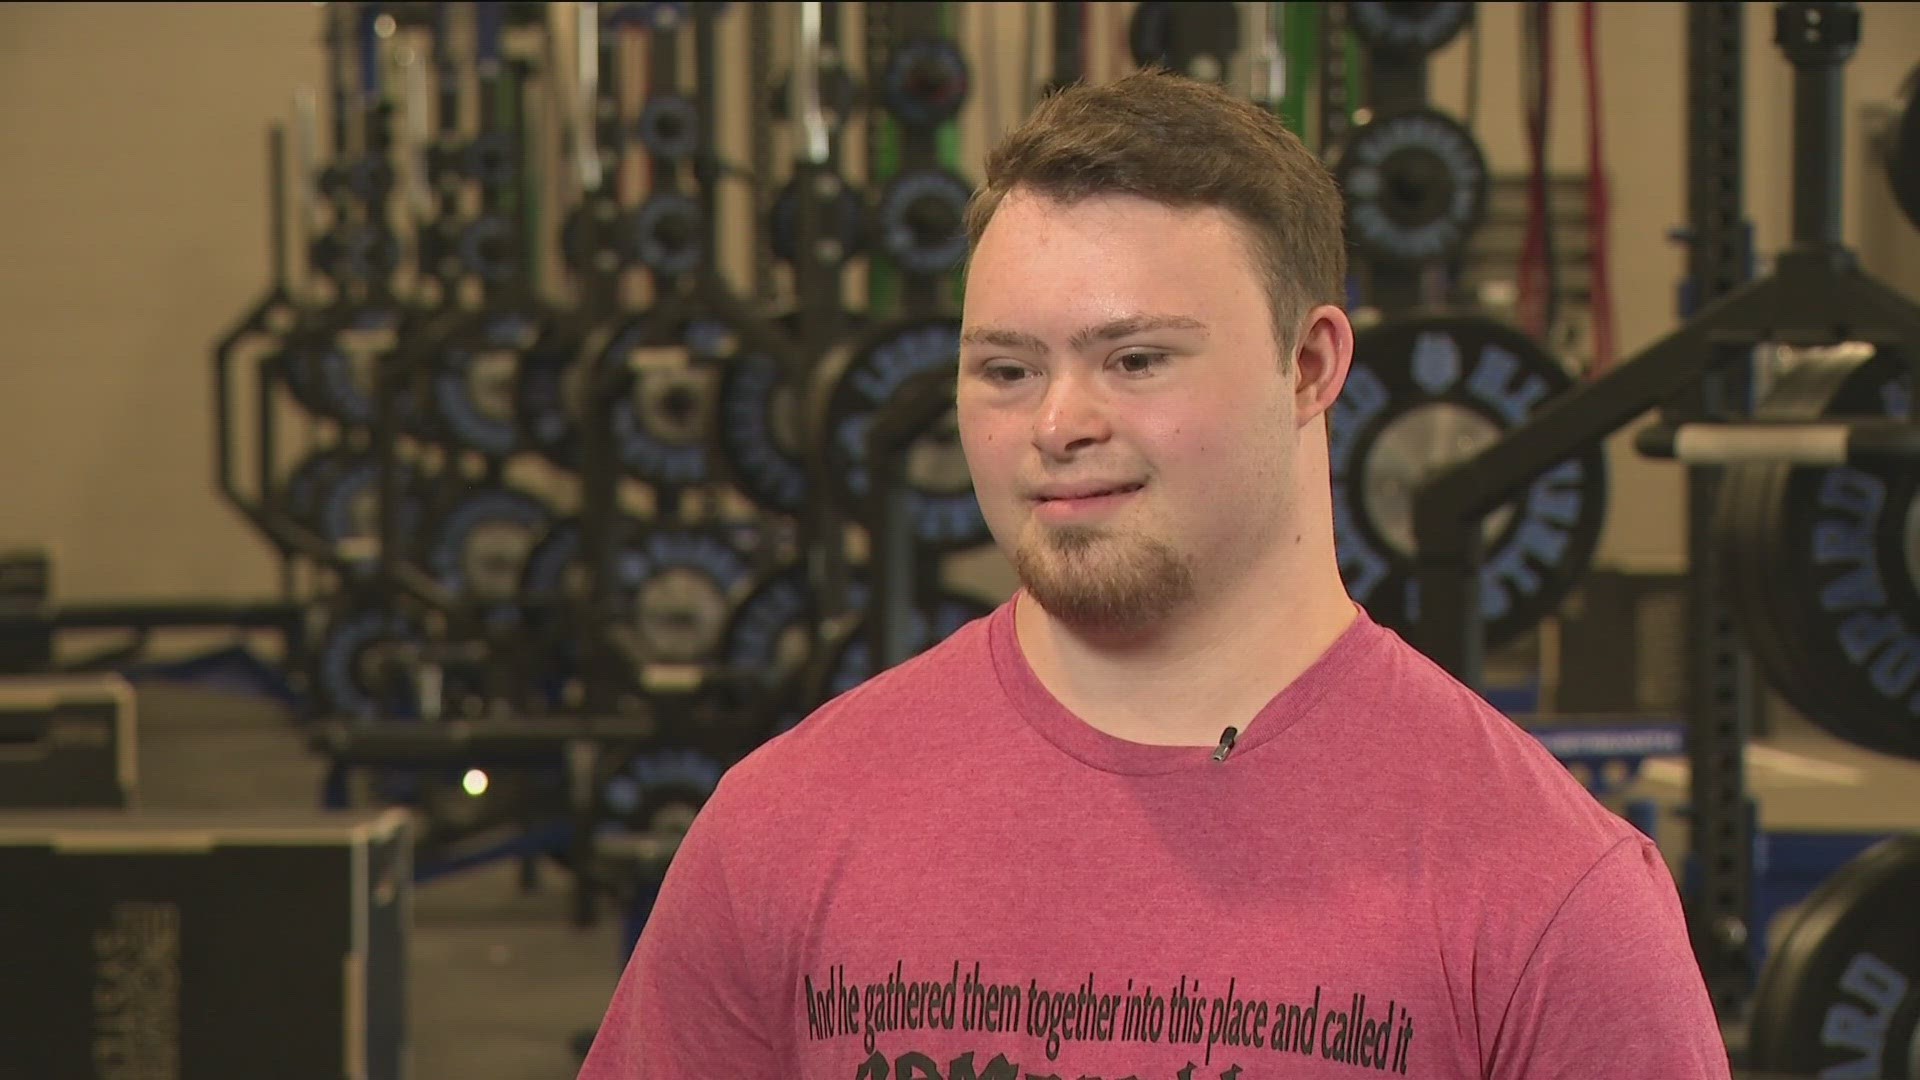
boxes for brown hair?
[964,68,1347,362]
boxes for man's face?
[957,189,1302,633]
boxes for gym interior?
[3,2,1920,1077]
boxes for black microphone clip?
[1211,726,1239,763]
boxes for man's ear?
[1292,304,1355,429]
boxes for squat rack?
[1406,2,1920,1014]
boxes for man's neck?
[1013,558,1359,748]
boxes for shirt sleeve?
[1487,835,1734,1080]
[577,792,784,1079]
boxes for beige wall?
[2,2,1918,608]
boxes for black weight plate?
[721,564,819,703]
[1335,108,1490,265]
[597,309,727,489]
[1718,359,1863,731]
[1737,356,1903,752]
[715,347,809,516]
[532,520,756,667]
[1331,313,1607,648]
[311,602,488,721]
[880,38,971,129]
[276,339,334,420]
[808,588,994,710]
[814,317,991,551]
[308,453,428,556]
[1745,349,1920,759]
[464,133,517,192]
[282,446,356,530]
[423,485,557,606]
[636,94,700,164]
[306,302,416,429]
[456,213,521,287]
[1346,2,1474,56]
[1128,1,1241,83]
[427,307,545,458]
[877,167,973,278]
[602,747,724,833]
[309,221,403,286]
[770,172,865,267]
[1749,833,1920,1077]
[1888,64,1920,234]
[319,156,396,208]
[623,193,706,279]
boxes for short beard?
[1010,522,1196,633]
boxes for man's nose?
[1032,371,1111,458]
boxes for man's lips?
[1031,482,1146,502]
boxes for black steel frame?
[1406,2,1919,1012]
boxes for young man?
[580,71,1732,1079]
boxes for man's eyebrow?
[959,315,1209,357]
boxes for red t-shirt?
[580,599,1732,1079]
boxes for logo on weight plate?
[832,322,988,549]
[1330,329,1593,630]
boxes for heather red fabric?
[580,598,1731,1080]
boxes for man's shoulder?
[708,608,1002,805]
[1352,620,1650,860]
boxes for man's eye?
[983,364,1028,383]
[1115,351,1168,374]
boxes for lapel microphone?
[1212,726,1239,763]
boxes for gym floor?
[136,685,622,1080]
[134,681,1920,1080]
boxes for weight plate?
[423,485,557,605]
[877,167,973,278]
[309,453,428,555]
[599,310,726,489]
[603,747,724,833]
[880,39,971,129]
[814,317,991,551]
[1748,834,1920,1077]
[721,564,819,704]
[1335,108,1490,265]
[319,156,396,208]
[311,601,487,721]
[1128,2,1241,83]
[428,308,544,458]
[282,447,355,531]
[807,590,994,709]
[1730,348,1920,759]
[1330,313,1607,648]
[1346,2,1474,56]
[1716,359,1859,736]
[770,172,865,267]
[531,520,756,667]
[1887,64,1920,234]
[623,193,706,279]
[457,213,521,287]
[309,221,403,285]
[465,133,517,192]
[722,568,975,735]
[636,94,700,164]
[715,347,809,516]
[276,339,333,419]
[307,302,412,429]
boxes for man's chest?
[770,811,1479,1080]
